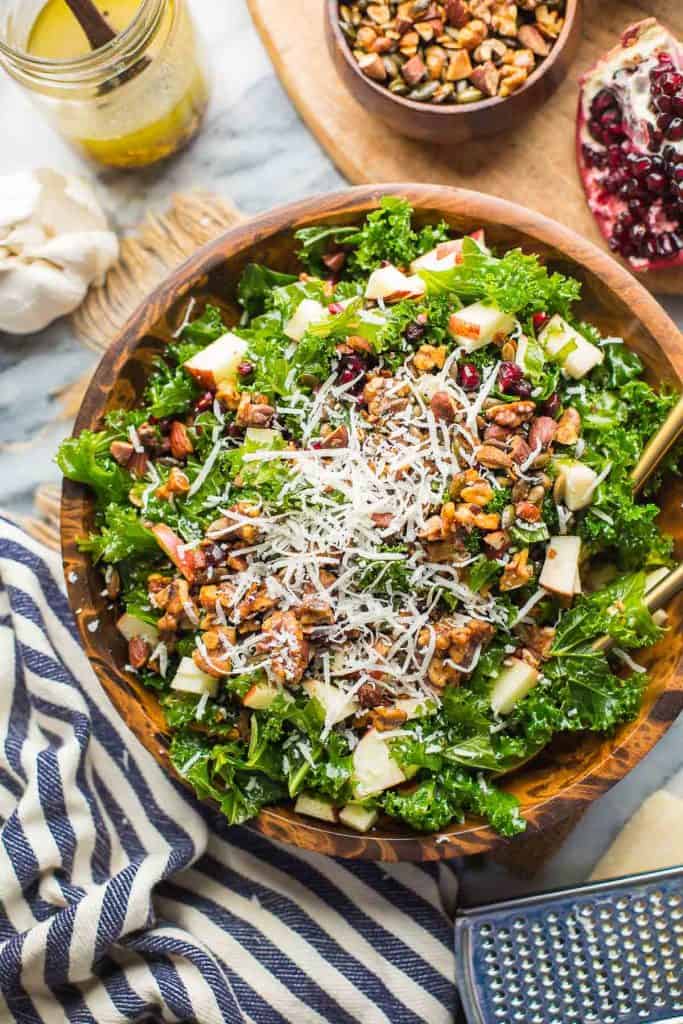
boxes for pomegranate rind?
[576,18,683,273]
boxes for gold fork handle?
[631,394,683,495]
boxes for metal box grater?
[454,866,683,1024]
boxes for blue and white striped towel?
[0,517,457,1024]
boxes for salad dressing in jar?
[0,0,209,168]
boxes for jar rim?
[0,0,166,83]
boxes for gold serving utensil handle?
[592,561,683,654]
[631,394,683,494]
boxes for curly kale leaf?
[418,237,581,317]
[383,767,525,836]
[345,197,450,274]
[57,429,131,506]
[553,572,662,654]
[78,504,159,564]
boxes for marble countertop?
[1,0,681,900]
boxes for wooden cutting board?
[248,0,683,296]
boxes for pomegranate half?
[577,18,683,273]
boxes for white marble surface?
[0,0,681,897]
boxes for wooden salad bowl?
[61,184,683,862]
[324,0,582,144]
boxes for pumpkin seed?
[456,85,484,103]
[408,79,439,101]
[389,78,410,94]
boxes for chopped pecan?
[450,468,482,499]
[128,451,149,479]
[521,624,556,661]
[555,407,581,445]
[357,682,388,709]
[320,425,349,449]
[372,707,409,731]
[500,548,534,591]
[485,400,536,428]
[110,440,134,466]
[483,529,511,554]
[430,390,458,423]
[236,392,275,428]
[155,467,190,501]
[362,375,410,419]
[199,582,236,612]
[414,344,447,371]
[128,637,150,670]
[169,421,194,460]
[236,584,278,622]
[257,610,310,685]
[419,514,446,542]
[216,380,240,410]
[499,64,527,97]
[194,626,234,677]
[371,512,394,529]
[528,415,557,450]
[476,444,513,470]
[460,480,494,506]
[297,595,335,632]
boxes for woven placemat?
[20,189,582,873]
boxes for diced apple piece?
[245,427,280,446]
[490,658,540,716]
[183,331,248,389]
[538,315,604,380]
[412,230,489,272]
[152,523,196,582]
[295,793,339,823]
[365,265,426,302]
[353,728,406,799]
[562,462,598,511]
[283,299,328,342]
[170,657,218,697]
[116,613,159,646]
[447,301,515,353]
[243,681,291,710]
[539,535,582,598]
[339,804,379,833]
[303,679,358,725]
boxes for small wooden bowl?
[62,184,683,862]
[324,0,582,144]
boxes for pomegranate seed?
[227,423,244,438]
[195,391,215,412]
[591,88,616,115]
[674,165,683,182]
[657,112,673,132]
[310,440,323,450]
[607,145,624,168]
[498,362,524,393]
[646,171,667,193]
[514,380,533,399]
[655,94,673,114]
[459,363,480,391]
[672,95,683,116]
[532,312,549,331]
[667,117,683,141]
[627,153,652,178]
[541,392,561,418]
[661,71,683,95]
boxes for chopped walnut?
[372,707,409,731]
[297,595,335,633]
[485,400,536,428]
[320,424,349,449]
[257,610,310,685]
[357,682,388,709]
[460,480,494,506]
[450,468,482,499]
[521,624,556,661]
[362,374,410,419]
[414,344,447,372]
[419,617,495,689]
[499,548,534,591]
[194,625,235,677]
[499,64,527,96]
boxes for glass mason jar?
[0,0,209,168]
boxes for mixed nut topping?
[338,0,566,104]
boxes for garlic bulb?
[0,169,118,335]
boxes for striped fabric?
[0,518,457,1024]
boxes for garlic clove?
[25,230,120,287]
[0,259,87,335]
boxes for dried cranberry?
[195,391,215,413]
[404,320,426,344]
[458,363,480,391]
[540,392,561,418]
[237,360,254,378]
[532,311,550,332]
[498,361,524,393]
[514,380,533,399]
[227,423,244,438]
[310,440,323,450]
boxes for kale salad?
[58,198,681,838]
